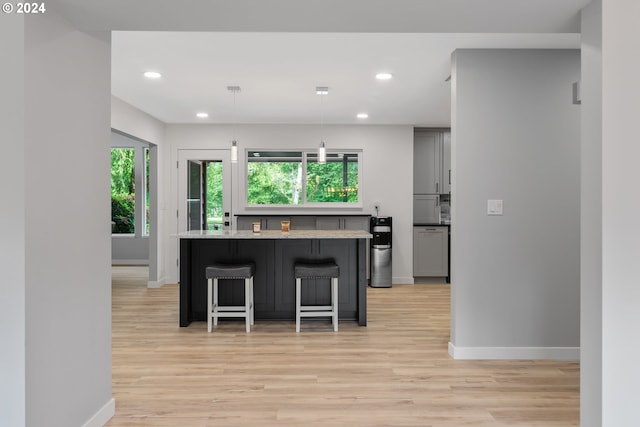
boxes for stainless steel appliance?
[370,216,392,288]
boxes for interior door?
[178,149,232,233]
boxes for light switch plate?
[488,199,503,215]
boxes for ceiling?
[54,0,590,126]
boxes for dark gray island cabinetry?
[178,230,371,327]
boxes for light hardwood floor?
[107,267,579,427]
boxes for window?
[144,147,150,234]
[306,153,359,203]
[110,142,151,235]
[246,150,360,206]
[247,151,303,205]
[205,161,224,230]
[111,148,135,234]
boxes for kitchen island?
[177,229,372,327]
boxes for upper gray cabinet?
[414,131,441,194]
[442,131,451,194]
[413,129,451,195]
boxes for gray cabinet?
[414,131,441,194]
[413,129,451,195]
[442,131,451,194]
[413,226,448,277]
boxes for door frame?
[177,149,233,234]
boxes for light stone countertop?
[175,229,373,239]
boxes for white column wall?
[24,11,113,427]
[601,0,640,425]
[450,49,581,359]
[0,13,26,427]
[163,124,414,284]
[580,0,603,425]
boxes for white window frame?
[110,140,150,237]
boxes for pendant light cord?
[321,91,324,142]
[233,89,237,142]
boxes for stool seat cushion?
[294,262,339,279]
[206,262,255,279]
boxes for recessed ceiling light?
[143,71,162,79]
[375,72,393,80]
[357,113,369,119]
[196,112,209,118]
[316,86,329,95]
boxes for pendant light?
[316,86,328,164]
[228,86,241,163]
[230,140,238,163]
[318,141,326,164]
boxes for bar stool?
[294,262,340,332]
[205,262,255,333]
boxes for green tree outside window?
[111,148,135,233]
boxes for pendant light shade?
[231,140,238,163]
[318,141,327,164]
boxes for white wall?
[163,124,414,284]
[24,11,113,427]
[580,0,602,425]
[601,0,640,425]
[450,49,581,359]
[111,96,165,145]
[111,96,167,285]
[112,235,149,264]
[0,14,26,427]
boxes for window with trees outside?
[111,146,150,234]
[205,161,224,230]
[111,148,136,233]
[247,150,360,206]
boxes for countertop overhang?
[176,229,373,239]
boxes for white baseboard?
[147,277,168,288]
[111,259,149,266]
[448,342,580,360]
[82,398,115,427]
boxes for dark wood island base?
[178,230,371,327]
